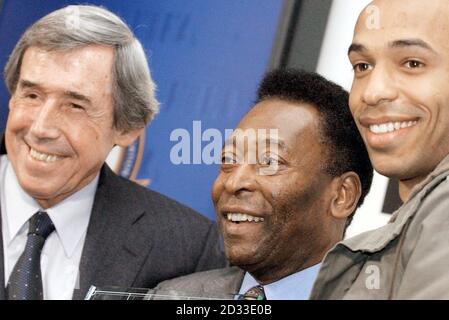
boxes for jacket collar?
[341,153,449,253]
[0,135,6,298]
[203,266,245,296]
[0,184,4,299]
[0,135,5,155]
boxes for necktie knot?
[28,211,55,239]
[241,285,266,300]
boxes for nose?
[29,99,61,140]
[361,64,398,106]
[223,164,257,196]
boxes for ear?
[113,127,144,148]
[329,172,362,220]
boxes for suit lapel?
[0,199,5,299]
[73,165,153,300]
[201,267,245,297]
[0,135,5,155]
[0,136,6,298]
[224,267,245,295]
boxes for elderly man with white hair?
[0,5,226,300]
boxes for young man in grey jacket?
[311,0,449,299]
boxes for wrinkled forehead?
[19,45,114,104]
[222,102,319,158]
[354,0,449,47]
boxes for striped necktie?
[240,285,266,300]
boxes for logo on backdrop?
[106,132,150,187]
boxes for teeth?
[226,213,264,223]
[388,123,394,132]
[29,148,60,163]
[369,121,417,134]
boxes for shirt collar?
[3,156,98,258]
[3,158,38,245]
[239,263,321,300]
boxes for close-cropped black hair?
[256,68,373,228]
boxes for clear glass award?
[85,285,242,300]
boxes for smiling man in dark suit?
[0,5,226,300]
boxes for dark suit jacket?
[152,267,245,299]
[0,139,227,299]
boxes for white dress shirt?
[0,155,98,300]
[239,263,322,300]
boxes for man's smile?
[29,147,63,163]
[219,207,268,237]
[225,212,265,223]
[368,120,418,134]
[357,114,422,149]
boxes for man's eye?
[25,93,38,99]
[352,63,371,73]
[259,154,279,166]
[221,155,236,164]
[70,103,85,110]
[405,60,424,69]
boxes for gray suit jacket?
[0,139,227,300]
[152,266,245,299]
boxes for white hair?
[4,5,159,131]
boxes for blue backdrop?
[0,0,283,220]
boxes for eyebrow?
[222,136,288,152]
[389,39,436,52]
[19,79,40,89]
[348,38,436,55]
[348,43,367,55]
[63,90,92,104]
[262,138,288,152]
[19,79,92,104]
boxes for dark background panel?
[382,179,402,213]
[269,0,332,71]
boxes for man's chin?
[370,154,411,178]
[24,190,57,200]
[373,160,423,181]
[225,245,265,268]
[18,182,63,205]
